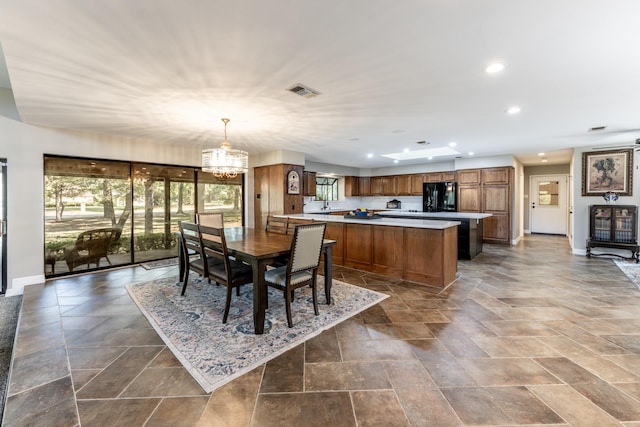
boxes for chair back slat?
[198,224,231,274]
[266,215,288,234]
[286,217,313,234]
[289,223,326,273]
[179,222,204,258]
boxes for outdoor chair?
[199,224,253,323]
[265,222,326,327]
[63,228,121,272]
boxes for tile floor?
[4,234,640,426]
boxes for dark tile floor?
[4,234,640,426]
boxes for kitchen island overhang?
[276,214,460,288]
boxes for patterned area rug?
[127,275,388,393]
[140,258,179,270]
[615,259,640,289]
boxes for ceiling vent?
[287,84,320,98]
[588,126,607,132]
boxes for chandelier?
[202,118,248,178]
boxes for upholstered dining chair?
[285,217,313,234]
[265,215,288,234]
[198,224,253,323]
[178,221,221,295]
[196,212,224,228]
[264,222,327,328]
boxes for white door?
[530,175,568,235]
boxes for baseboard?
[573,248,587,256]
[523,229,531,234]
[512,234,523,245]
[7,274,45,296]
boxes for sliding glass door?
[44,155,243,277]
[44,157,133,276]
[131,163,196,263]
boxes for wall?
[522,164,571,232]
[572,146,640,255]
[0,88,232,293]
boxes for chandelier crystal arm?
[202,118,248,178]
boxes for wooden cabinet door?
[425,172,443,183]
[483,213,510,243]
[482,185,509,213]
[372,225,404,277]
[370,177,383,195]
[382,176,397,195]
[359,177,371,196]
[482,167,510,185]
[458,186,481,212]
[344,223,372,269]
[457,169,481,185]
[344,176,359,197]
[443,171,456,181]
[324,222,344,265]
[302,171,316,196]
[396,175,410,195]
[410,174,425,195]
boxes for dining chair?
[196,212,224,228]
[199,224,254,323]
[285,217,313,234]
[178,221,221,295]
[264,222,327,328]
[265,215,288,234]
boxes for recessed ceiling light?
[403,148,410,153]
[428,156,433,160]
[393,160,399,164]
[506,106,521,115]
[468,152,475,156]
[449,142,457,147]
[486,62,505,73]
[367,153,373,158]
[538,152,545,156]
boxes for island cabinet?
[404,227,458,286]
[344,223,373,270]
[324,222,345,265]
[372,226,405,277]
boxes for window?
[316,177,338,201]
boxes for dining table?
[178,226,336,335]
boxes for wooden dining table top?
[224,227,335,259]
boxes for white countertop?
[377,211,493,219]
[277,213,461,229]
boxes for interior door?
[530,175,568,235]
[1,159,6,293]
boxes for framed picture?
[582,149,633,196]
[287,170,300,194]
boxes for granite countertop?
[377,211,493,219]
[277,213,461,229]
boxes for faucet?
[323,200,329,210]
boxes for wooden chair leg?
[180,273,189,296]
[223,286,233,323]
[312,276,319,316]
[285,288,293,328]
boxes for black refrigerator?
[423,182,457,212]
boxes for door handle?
[0,219,3,237]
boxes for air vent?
[416,141,429,145]
[287,84,320,98]
[588,126,607,132]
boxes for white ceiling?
[1,0,639,168]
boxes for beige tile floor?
[4,234,640,426]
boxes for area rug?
[614,259,640,290]
[140,258,179,270]
[127,275,388,393]
[0,296,22,422]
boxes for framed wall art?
[582,148,633,196]
[287,170,300,194]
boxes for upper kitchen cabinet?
[359,177,371,196]
[443,171,456,181]
[410,174,425,195]
[457,169,481,185]
[344,176,359,197]
[382,176,397,195]
[425,172,443,183]
[370,176,383,196]
[396,175,410,195]
[302,171,316,196]
[482,167,510,185]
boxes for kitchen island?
[377,211,492,260]
[277,214,460,288]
